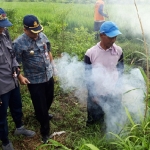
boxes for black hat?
[23,15,43,33]
[0,8,12,27]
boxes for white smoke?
[54,53,146,137]
[122,68,146,122]
[105,1,150,42]
[55,53,87,103]
[104,67,146,137]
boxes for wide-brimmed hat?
[100,21,122,37]
[23,15,43,33]
[0,8,12,27]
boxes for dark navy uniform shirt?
[0,31,19,95]
[13,32,53,84]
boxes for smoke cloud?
[54,53,146,137]
[105,1,150,42]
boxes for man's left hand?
[18,74,30,85]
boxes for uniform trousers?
[0,86,23,144]
[27,77,54,137]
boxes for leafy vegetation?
[0,2,150,150]
[1,0,150,4]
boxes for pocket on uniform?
[6,45,15,58]
[0,51,6,64]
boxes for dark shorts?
[94,21,105,32]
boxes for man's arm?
[84,55,99,103]
[84,55,91,64]
[99,4,108,18]
[117,53,124,77]
[48,52,56,69]
[48,52,57,76]
[84,55,92,70]
[49,52,53,62]
[115,53,124,88]
[18,74,30,85]
[12,41,29,84]
[84,55,93,90]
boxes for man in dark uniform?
[13,15,55,144]
[0,8,35,150]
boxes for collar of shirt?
[24,32,41,42]
[97,42,119,55]
[0,32,6,39]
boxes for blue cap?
[100,21,122,37]
[0,8,12,27]
[23,15,43,33]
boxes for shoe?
[14,126,36,137]
[41,135,50,144]
[2,142,15,150]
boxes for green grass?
[0,2,150,150]
[3,82,149,150]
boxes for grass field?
[0,2,150,150]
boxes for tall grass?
[1,2,150,150]
[0,2,94,31]
[134,0,149,118]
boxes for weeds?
[0,2,149,150]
